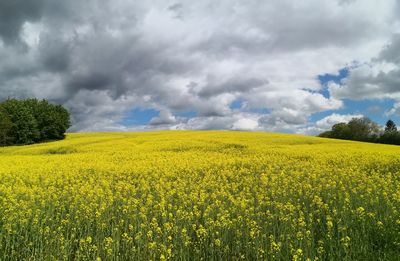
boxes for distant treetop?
[318,117,400,146]
[384,119,397,133]
[0,98,70,146]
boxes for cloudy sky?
[1,0,399,134]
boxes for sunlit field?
[0,131,400,260]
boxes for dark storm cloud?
[38,35,71,72]
[197,77,268,98]
[0,0,45,44]
[67,72,113,93]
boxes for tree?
[331,122,351,139]
[385,119,397,133]
[318,117,381,143]
[0,98,71,146]
[346,117,380,142]
[23,99,71,141]
[380,119,400,145]
[318,130,332,138]
[0,111,13,146]
[0,99,39,144]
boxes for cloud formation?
[299,113,364,135]
[0,0,399,133]
[330,34,400,101]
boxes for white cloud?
[231,118,259,131]
[385,102,400,117]
[0,0,398,132]
[328,33,400,117]
[149,110,177,126]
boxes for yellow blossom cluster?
[0,131,399,260]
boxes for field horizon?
[3,129,400,149]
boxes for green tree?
[0,99,39,144]
[0,98,71,146]
[384,119,397,133]
[318,117,381,143]
[23,99,71,141]
[380,119,400,145]
[52,104,71,139]
[0,110,13,146]
[346,117,380,142]
[330,122,351,140]
[318,130,332,138]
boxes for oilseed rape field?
[0,131,400,260]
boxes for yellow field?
[0,131,399,260]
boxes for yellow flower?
[0,131,399,260]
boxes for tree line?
[319,117,400,145]
[0,99,70,146]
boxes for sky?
[0,0,400,134]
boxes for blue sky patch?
[310,67,398,126]
[121,108,159,125]
[318,68,349,98]
[175,110,197,118]
[230,99,243,109]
